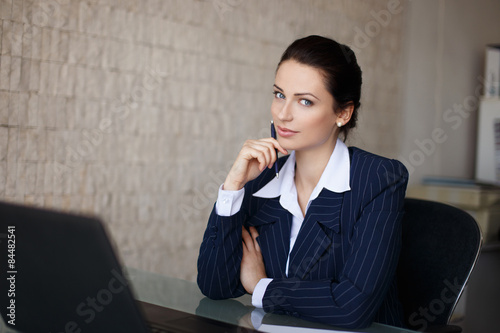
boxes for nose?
[277,101,293,122]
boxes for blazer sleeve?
[261,158,408,329]
[197,160,282,299]
[196,205,247,299]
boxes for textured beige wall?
[0,0,406,281]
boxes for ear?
[336,103,354,127]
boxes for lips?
[277,126,299,138]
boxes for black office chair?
[397,198,482,333]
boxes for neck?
[294,139,337,190]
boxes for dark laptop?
[0,201,261,333]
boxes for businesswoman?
[197,35,408,329]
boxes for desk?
[127,267,416,333]
[0,267,416,333]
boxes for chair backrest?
[397,198,482,331]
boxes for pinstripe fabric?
[197,147,408,329]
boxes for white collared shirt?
[215,138,351,308]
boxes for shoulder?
[347,147,409,213]
[348,146,409,188]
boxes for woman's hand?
[224,138,288,191]
[241,226,267,294]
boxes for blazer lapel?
[247,198,292,278]
[288,190,344,279]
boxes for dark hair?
[277,35,362,141]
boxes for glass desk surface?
[126,267,416,333]
[0,267,417,333]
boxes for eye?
[299,99,313,106]
[273,91,285,100]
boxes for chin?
[277,141,297,152]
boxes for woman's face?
[271,60,340,153]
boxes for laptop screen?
[0,201,149,333]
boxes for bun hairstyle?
[277,35,362,141]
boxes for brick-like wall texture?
[0,0,406,280]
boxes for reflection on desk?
[126,267,417,333]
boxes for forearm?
[197,206,247,299]
[261,277,389,329]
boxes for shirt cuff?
[251,278,273,308]
[215,184,245,216]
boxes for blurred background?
[0,0,499,282]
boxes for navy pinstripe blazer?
[197,147,409,329]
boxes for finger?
[276,143,289,156]
[254,140,287,169]
[260,137,289,156]
[254,151,269,171]
[243,139,287,170]
[254,139,281,157]
[249,226,259,237]
[242,226,260,253]
[252,141,280,169]
[247,142,273,169]
[242,226,252,247]
[241,227,248,249]
[248,227,261,252]
[241,145,270,172]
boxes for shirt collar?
[253,138,351,199]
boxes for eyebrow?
[273,84,320,101]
